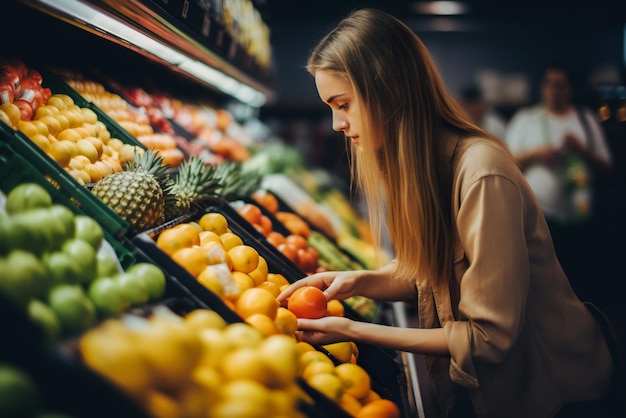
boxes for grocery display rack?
[1,0,424,416]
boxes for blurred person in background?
[278,9,620,418]
[459,83,507,139]
[505,63,613,300]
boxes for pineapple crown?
[215,161,262,201]
[126,148,175,190]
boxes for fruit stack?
[131,208,404,417]
[0,182,168,345]
[54,67,186,168]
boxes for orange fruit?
[334,362,371,399]
[266,231,285,247]
[156,225,200,256]
[301,360,335,381]
[284,234,308,251]
[203,242,231,267]
[235,287,280,320]
[237,203,263,225]
[245,313,281,337]
[295,341,316,356]
[228,245,260,274]
[258,215,273,236]
[361,389,382,404]
[274,306,298,336]
[340,393,363,417]
[277,243,298,263]
[198,212,229,235]
[297,248,318,274]
[267,273,290,288]
[220,232,244,251]
[174,224,201,243]
[356,399,400,418]
[171,246,208,277]
[256,280,280,298]
[248,256,269,286]
[252,190,279,214]
[199,230,221,246]
[275,212,311,238]
[298,350,334,374]
[326,299,345,317]
[197,266,225,297]
[287,286,327,319]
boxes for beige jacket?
[417,135,613,418]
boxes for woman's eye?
[338,103,348,110]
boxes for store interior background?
[2,1,626,414]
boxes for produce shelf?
[0,129,131,239]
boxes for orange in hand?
[287,286,327,319]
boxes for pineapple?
[164,156,222,220]
[92,148,172,234]
[214,161,262,201]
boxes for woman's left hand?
[295,316,354,345]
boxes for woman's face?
[315,70,363,147]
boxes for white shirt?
[505,105,612,222]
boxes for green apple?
[43,252,83,285]
[88,277,130,318]
[27,299,62,346]
[74,215,104,250]
[0,250,50,305]
[0,363,40,418]
[96,252,121,278]
[47,284,96,336]
[47,205,75,242]
[126,262,166,301]
[61,239,97,285]
[116,272,149,307]
[6,182,52,214]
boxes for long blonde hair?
[307,9,502,286]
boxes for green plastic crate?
[0,131,130,238]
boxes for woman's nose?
[332,118,347,132]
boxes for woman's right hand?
[276,270,364,306]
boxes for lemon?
[322,341,355,363]
[184,309,226,332]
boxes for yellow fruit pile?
[8,93,143,185]
[155,213,291,307]
[65,78,184,168]
[79,308,310,418]
[296,342,401,417]
[153,213,400,417]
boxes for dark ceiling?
[255,0,626,25]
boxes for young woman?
[277,9,617,418]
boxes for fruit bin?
[130,204,414,416]
[236,192,383,323]
[0,127,131,240]
[131,205,305,322]
[37,66,146,150]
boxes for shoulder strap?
[576,107,594,151]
